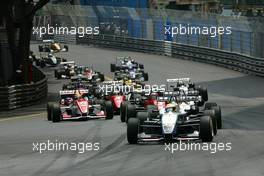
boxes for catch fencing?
[32,4,264,76]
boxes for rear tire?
[40,60,46,68]
[144,73,149,81]
[105,101,114,120]
[56,72,62,79]
[47,102,53,121]
[99,73,105,82]
[127,118,139,144]
[126,103,136,123]
[110,63,116,72]
[52,103,61,123]
[120,101,127,122]
[212,106,222,129]
[200,116,213,142]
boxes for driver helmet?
[165,102,177,112]
[75,90,83,99]
[65,97,73,105]
[125,79,133,85]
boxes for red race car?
[47,89,113,122]
[120,92,168,123]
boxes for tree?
[0,0,49,86]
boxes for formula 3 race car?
[54,61,76,79]
[114,68,148,82]
[127,99,219,144]
[47,89,113,122]
[35,53,67,68]
[38,39,69,53]
[110,56,144,72]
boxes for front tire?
[105,101,114,120]
[52,103,61,123]
[197,86,208,102]
[200,116,213,142]
[212,106,222,129]
[127,118,139,144]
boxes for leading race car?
[126,89,222,144]
[110,56,144,72]
[114,68,148,82]
[127,99,217,144]
[39,39,69,53]
[47,89,113,122]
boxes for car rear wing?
[60,61,75,65]
[103,80,123,85]
[42,39,54,43]
[157,95,201,102]
[166,78,190,83]
[59,89,89,95]
[161,91,198,95]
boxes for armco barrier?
[77,34,264,77]
[0,66,47,111]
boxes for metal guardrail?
[77,34,264,77]
[0,66,47,111]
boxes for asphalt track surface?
[0,44,264,176]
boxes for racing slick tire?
[54,70,57,78]
[105,101,114,120]
[196,86,208,102]
[144,73,149,81]
[127,118,139,144]
[110,63,116,72]
[139,64,144,69]
[120,101,127,122]
[147,105,158,119]
[35,59,40,66]
[204,110,217,135]
[40,60,46,68]
[56,72,62,79]
[200,116,214,142]
[126,103,136,123]
[47,102,53,121]
[212,106,222,129]
[51,103,61,123]
[64,45,69,52]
